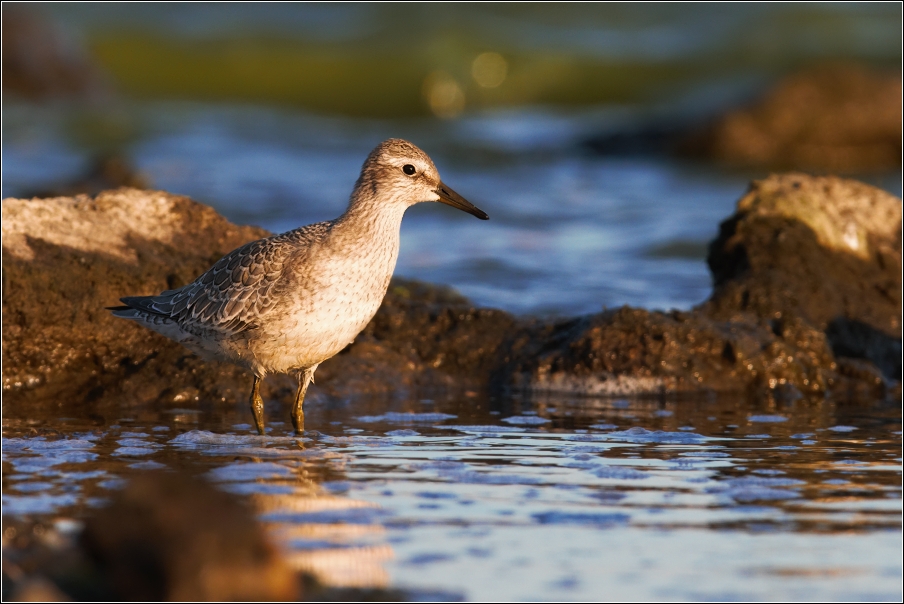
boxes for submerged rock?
[2,175,900,418]
[686,63,902,172]
[81,472,299,601]
[583,63,902,174]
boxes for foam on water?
[355,412,458,423]
[1,386,899,599]
[597,427,708,444]
[207,461,295,482]
[501,416,552,425]
[748,415,789,423]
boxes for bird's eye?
[403,164,416,175]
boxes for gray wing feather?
[119,224,327,336]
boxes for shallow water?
[3,5,902,598]
[3,392,901,600]
[4,100,901,318]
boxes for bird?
[109,139,488,435]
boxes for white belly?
[243,241,396,375]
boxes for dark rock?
[702,174,901,381]
[684,63,902,172]
[79,472,299,601]
[1,6,112,101]
[581,63,902,174]
[2,174,899,418]
[2,189,272,418]
[582,122,687,157]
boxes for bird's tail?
[107,295,169,320]
[107,305,140,319]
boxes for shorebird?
[110,139,488,435]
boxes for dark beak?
[435,182,489,220]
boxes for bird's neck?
[330,191,408,252]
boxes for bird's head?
[354,138,488,220]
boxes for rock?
[1,6,112,101]
[703,174,901,380]
[501,174,900,396]
[6,577,71,602]
[686,63,902,172]
[2,188,271,417]
[80,472,299,601]
[2,176,899,416]
[581,63,902,174]
[501,302,837,399]
[26,154,150,200]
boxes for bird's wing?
[120,224,326,336]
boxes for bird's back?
[112,215,400,375]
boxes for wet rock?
[501,303,837,398]
[2,189,271,417]
[1,6,112,101]
[685,63,902,172]
[581,63,902,174]
[1,475,300,601]
[582,121,687,157]
[6,576,70,602]
[79,472,298,601]
[503,174,900,397]
[2,175,899,417]
[703,174,902,381]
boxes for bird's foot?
[250,376,266,435]
[291,408,305,436]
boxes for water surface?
[3,392,901,600]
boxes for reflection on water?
[3,392,901,600]
[3,4,900,598]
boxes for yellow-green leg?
[291,365,317,435]
[250,376,266,435]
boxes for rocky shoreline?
[2,175,900,421]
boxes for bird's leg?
[250,375,266,435]
[291,365,317,435]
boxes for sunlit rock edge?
[2,174,900,415]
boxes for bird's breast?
[255,235,399,370]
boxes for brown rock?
[2,175,898,418]
[80,472,299,601]
[505,174,900,397]
[2,188,270,417]
[703,174,902,379]
[688,63,902,172]
[1,5,112,101]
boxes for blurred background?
[3,2,902,316]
